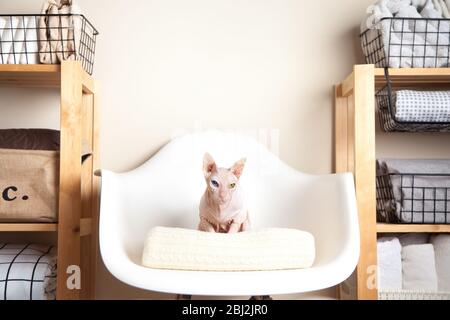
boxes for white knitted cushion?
[142,227,315,271]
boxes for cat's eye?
[210,180,219,188]
[229,183,236,189]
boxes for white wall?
[2,0,449,299]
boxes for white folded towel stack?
[0,16,39,65]
[402,244,438,291]
[430,234,450,291]
[377,237,403,290]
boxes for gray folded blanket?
[376,159,450,224]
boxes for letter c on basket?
[2,186,18,201]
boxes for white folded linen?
[20,17,39,64]
[0,244,57,300]
[0,17,7,64]
[0,17,20,64]
[8,17,27,64]
[402,244,438,291]
[142,227,315,271]
[430,234,450,291]
[377,237,403,290]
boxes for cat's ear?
[230,158,246,179]
[203,153,217,178]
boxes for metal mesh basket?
[361,17,450,68]
[0,14,98,75]
[377,172,450,224]
[375,77,450,132]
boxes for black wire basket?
[377,172,450,224]
[361,17,450,68]
[375,74,450,132]
[0,14,98,75]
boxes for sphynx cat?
[198,153,250,233]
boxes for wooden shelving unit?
[334,65,450,300]
[0,62,100,300]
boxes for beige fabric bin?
[0,148,59,222]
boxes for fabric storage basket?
[0,129,60,223]
[376,159,450,224]
[376,81,450,132]
[0,14,98,74]
[361,17,450,68]
[379,289,450,300]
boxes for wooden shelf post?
[335,64,377,300]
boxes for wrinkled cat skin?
[198,153,250,233]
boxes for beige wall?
[1,0,449,299]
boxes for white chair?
[98,131,360,297]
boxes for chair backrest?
[101,131,356,265]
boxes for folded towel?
[7,17,27,64]
[398,233,430,246]
[402,244,438,291]
[0,17,7,64]
[0,244,57,300]
[377,159,450,223]
[394,90,450,123]
[430,234,450,291]
[377,237,403,290]
[39,0,82,64]
[20,17,39,64]
[0,17,20,65]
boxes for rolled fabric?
[394,90,450,123]
[402,244,438,291]
[430,234,450,291]
[142,227,315,271]
[0,244,56,300]
[377,237,402,290]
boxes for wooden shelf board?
[0,65,60,88]
[377,223,450,233]
[0,64,94,93]
[375,67,450,89]
[0,223,58,232]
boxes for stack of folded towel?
[362,0,450,68]
[377,234,450,299]
[0,244,57,300]
[0,16,39,64]
[376,159,450,223]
